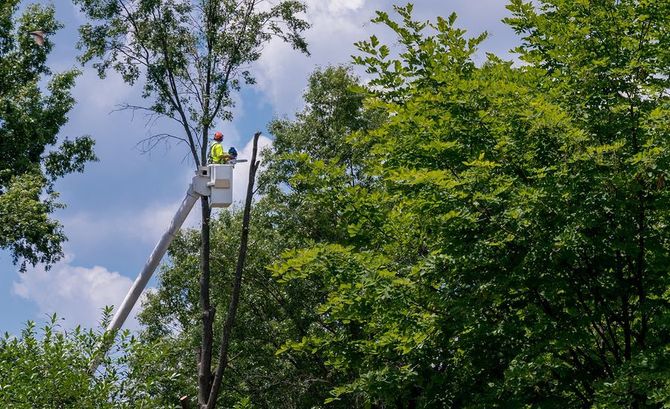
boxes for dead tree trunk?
[205,132,262,408]
[198,194,215,405]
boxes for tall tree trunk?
[199,195,214,405]
[206,132,261,408]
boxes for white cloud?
[253,0,519,116]
[73,69,137,111]
[325,0,366,14]
[12,255,146,330]
[254,0,378,115]
[135,196,202,241]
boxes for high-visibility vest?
[210,141,226,164]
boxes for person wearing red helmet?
[209,131,231,164]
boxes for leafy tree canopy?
[0,0,96,271]
[270,2,670,407]
[0,312,159,408]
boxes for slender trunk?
[199,0,214,396]
[206,132,261,409]
[198,196,214,405]
[635,192,647,348]
[629,98,647,349]
[622,290,632,361]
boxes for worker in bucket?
[210,131,233,164]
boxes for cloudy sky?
[0,0,520,334]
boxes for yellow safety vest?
[210,141,227,164]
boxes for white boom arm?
[89,164,235,374]
[106,185,200,335]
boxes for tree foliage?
[74,0,309,165]
[0,1,97,271]
[0,312,163,408]
[269,2,670,407]
[30,1,670,408]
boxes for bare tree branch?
[136,133,189,154]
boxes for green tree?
[0,312,157,408]
[272,2,670,407]
[504,0,670,406]
[0,1,96,272]
[76,2,670,407]
[73,1,308,407]
[260,65,383,245]
[131,66,377,408]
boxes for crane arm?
[90,164,232,374]
[107,186,200,334]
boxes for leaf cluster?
[0,1,97,271]
[0,311,160,408]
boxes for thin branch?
[153,6,200,164]
[208,0,255,126]
[136,133,189,154]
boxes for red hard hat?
[214,131,223,140]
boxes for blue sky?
[1,0,520,335]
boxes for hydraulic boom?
[89,163,240,374]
